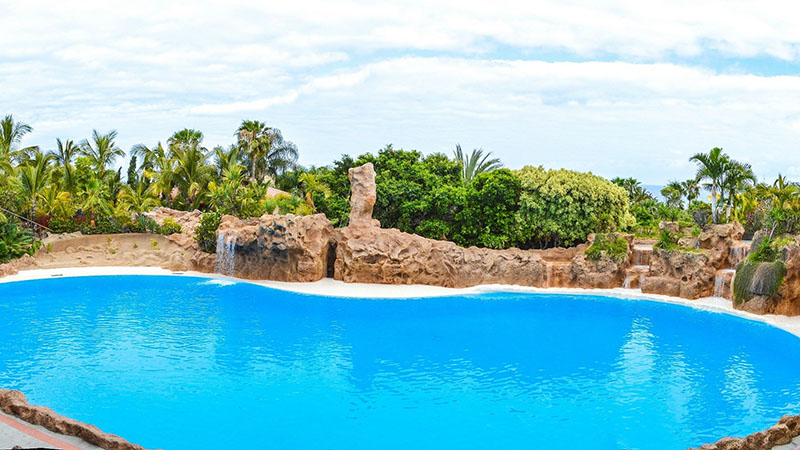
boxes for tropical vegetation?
[0,113,795,259]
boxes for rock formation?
[642,222,744,300]
[0,389,145,450]
[143,207,203,238]
[567,234,633,289]
[693,415,800,450]
[347,163,381,228]
[216,213,334,282]
[334,225,546,288]
[735,240,800,316]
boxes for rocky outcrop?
[333,225,546,288]
[143,207,203,238]
[693,415,800,450]
[0,254,36,277]
[642,249,715,299]
[735,242,800,316]
[216,213,334,282]
[0,389,145,450]
[348,163,380,228]
[641,223,744,300]
[699,221,744,268]
[566,234,634,289]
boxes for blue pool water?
[1,275,799,449]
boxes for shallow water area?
[1,275,799,450]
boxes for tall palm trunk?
[711,183,718,224]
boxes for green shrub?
[127,215,161,234]
[515,166,635,248]
[81,217,122,235]
[159,218,182,235]
[585,233,629,263]
[195,212,222,253]
[0,222,40,263]
[654,229,678,251]
[48,216,80,233]
[747,237,778,263]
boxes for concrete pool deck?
[0,410,103,450]
[3,265,800,449]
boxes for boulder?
[693,415,800,450]
[348,163,381,228]
[0,254,35,277]
[333,226,546,288]
[216,213,334,282]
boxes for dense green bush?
[0,222,40,263]
[48,216,80,233]
[159,217,182,235]
[452,169,520,249]
[81,217,122,235]
[195,211,222,253]
[515,166,635,248]
[128,215,161,234]
[585,233,629,263]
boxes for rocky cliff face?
[216,213,334,282]
[641,222,744,300]
[333,225,546,288]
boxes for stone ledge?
[692,415,800,450]
[0,389,147,450]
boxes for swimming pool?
[1,275,798,449]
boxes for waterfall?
[729,245,748,268]
[623,275,632,289]
[215,232,236,277]
[713,269,736,299]
[545,264,552,288]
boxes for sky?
[2,0,800,184]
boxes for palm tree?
[18,151,53,220]
[299,172,331,212]
[168,129,205,158]
[0,115,37,173]
[681,178,700,204]
[214,145,243,176]
[81,130,124,174]
[690,147,730,224]
[236,120,298,182]
[172,145,212,209]
[118,183,160,213]
[131,142,166,174]
[721,160,756,220]
[661,180,684,209]
[79,177,110,220]
[48,138,80,190]
[453,144,502,185]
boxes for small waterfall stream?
[215,232,236,277]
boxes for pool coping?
[3,265,800,339]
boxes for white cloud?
[1,0,800,183]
